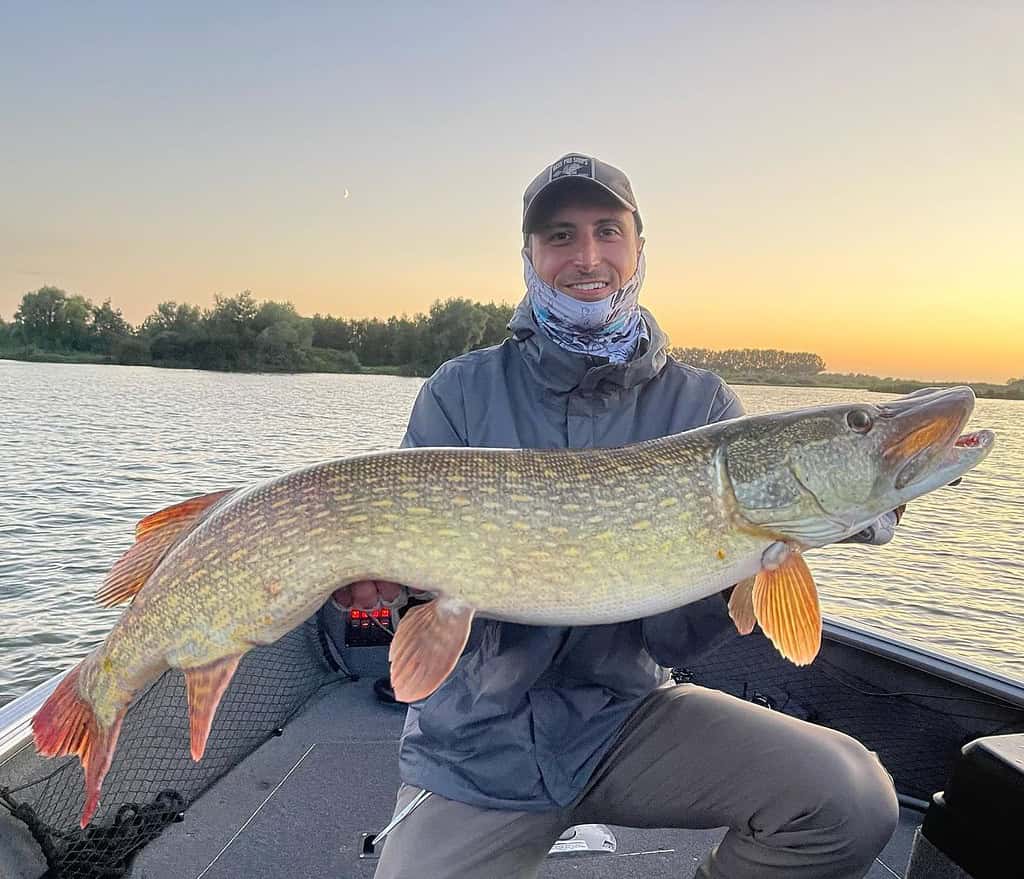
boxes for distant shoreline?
[3,350,1021,401]
[723,372,1023,401]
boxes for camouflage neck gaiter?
[523,250,647,363]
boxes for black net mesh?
[0,613,336,879]
[683,630,1024,802]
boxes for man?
[333,154,900,878]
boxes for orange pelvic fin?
[185,655,241,761]
[97,489,236,607]
[752,551,822,666]
[31,661,127,828]
[389,600,475,703]
[727,577,757,636]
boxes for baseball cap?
[522,153,642,236]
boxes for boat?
[2,600,1022,879]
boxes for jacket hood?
[508,296,669,396]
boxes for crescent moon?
[343,188,350,199]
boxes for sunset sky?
[2,3,1021,383]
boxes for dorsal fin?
[96,489,236,607]
[135,489,236,539]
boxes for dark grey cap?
[522,153,642,236]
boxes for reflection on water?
[1,362,1021,706]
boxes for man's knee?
[808,735,900,865]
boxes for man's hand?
[841,504,907,545]
[331,580,431,612]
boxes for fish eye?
[846,409,873,433]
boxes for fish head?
[723,386,994,547]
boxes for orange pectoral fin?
[389,601,475,703]
[184,655,241,761]
[97,489,236,607]
[752,552,822,666]
[728,577,757,636]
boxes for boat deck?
[132,657,921,879]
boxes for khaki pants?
[373,684,899,879]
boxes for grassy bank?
[0,345,364,375]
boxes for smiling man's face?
[528,188,643,303]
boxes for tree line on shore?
[1,286,1021,398]
[0,287,513,376]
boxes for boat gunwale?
[0,672,65,767]
[823,617,1024,707]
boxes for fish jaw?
[877,386,973,488]
[859,387,994,521]
[930,428,995,485]
[877,387,994,499]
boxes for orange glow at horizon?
[1,5,1021,386]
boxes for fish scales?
[89,434,760,712]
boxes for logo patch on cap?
[550,155,594,181]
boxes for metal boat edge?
[822,618,1024,707]
[0,673,65,767]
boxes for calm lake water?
[1,361,1022,707]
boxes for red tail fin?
[32,663,127,828]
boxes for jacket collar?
[508,296,668,395]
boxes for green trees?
[0,286,515,375]
[140,301,204,337]
[253,301,314,369]
[139,302,201,363]
[13,287,92,350]
[6,287,136,357]
[89,300,132,355]
[308,299,516,375]
[133,293,313,370]
[670,346,827,377]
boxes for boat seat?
[907,733,1024,878]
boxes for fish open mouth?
[897,427,995,492]
[876,387,994,493]
[954,431,988,449]
[946,428,995,465]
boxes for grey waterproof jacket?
[396,300,744,811]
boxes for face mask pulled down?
[524,250,647,364]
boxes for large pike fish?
[33,386,993,826]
